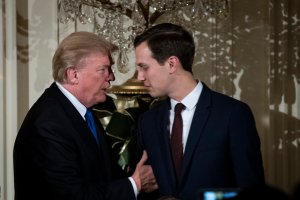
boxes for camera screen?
[198,188,240,200]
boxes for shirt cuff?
[128,177,139,198]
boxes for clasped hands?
[132,150,158,193]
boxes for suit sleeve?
[136,114,146,161]
[228,102,265,187]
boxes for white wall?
[0,0,4,198]
[27,0,57,106]
[1,0,18,199]
[0,0,57,199]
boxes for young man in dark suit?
[134,23,265,200]
[13,31,157,200]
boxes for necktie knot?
[175,103,185,115]
[85,108,93,119]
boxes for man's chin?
[94,95,107,105]
[148,91,159,98]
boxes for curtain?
[193,0,300,194]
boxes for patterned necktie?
[170,103,185,181]
[85,108,99,144]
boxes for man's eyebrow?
[98,64,112,68]
[137,63,148,67]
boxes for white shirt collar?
[55,82,87,119]
[170,81,203,111]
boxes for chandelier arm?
[81,0,132,18]
[136,0,150,27]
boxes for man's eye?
[142,66,148,71]
[138,65,148,71]
[97,68,106,73]
[96,67,114,75]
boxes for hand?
[140,160,158,193]
[131,150,158,193]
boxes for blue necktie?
[85,109,99,144]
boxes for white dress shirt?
[169,81,203,153]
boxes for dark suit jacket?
[137,83,265,200]
[13,83,135,200]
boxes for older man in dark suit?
[13,31,157,200]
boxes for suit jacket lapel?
[93,115,113,179]
[181,83,211,181]
[156,100,178,190]
[48,83,101,154]
[46,83,113,182]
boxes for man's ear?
[66,67,79,84]
[168,56,180,74]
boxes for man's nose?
[137,70,144,81]
[108,71,115,81]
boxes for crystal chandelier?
[58,0,229,74]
